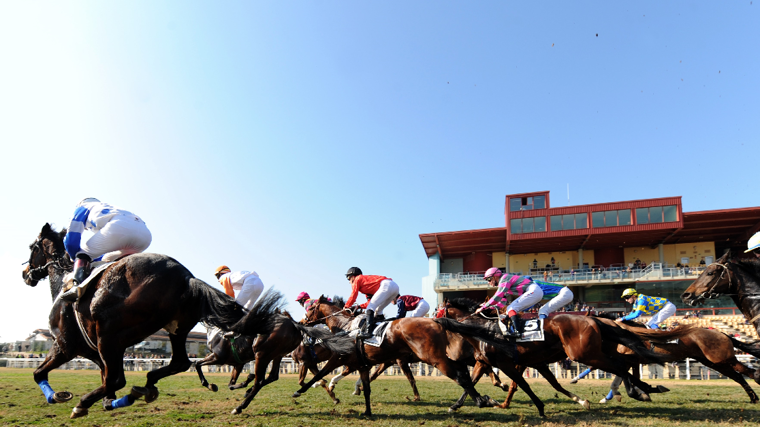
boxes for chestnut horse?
[22,223,280,418]
[682,251,760,333]
[435,305,672,412]
[291,297,500,416]
[594,315,760,402]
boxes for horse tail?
[228,287,286,335]
[620,324,698,343]
[729,336,760,359]
[590,318,672,364]
[433,318,516,358]
[189,278,247,330]
[292,322,355,356]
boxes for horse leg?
[72,349,128,419]
[536,365,590,410]
[232,356,271,415]
[228,364,249,390]
[448,362,493,411]
[143,332,193,403]
[309,365,340,404]
[294,357,347,396]
[489,362,545,416]
[359,367,373,416]
[330,366,352,394]
[435,359,502,414]
[193,354,219,392]
[260,356,282,387]
[499,366,526,410]
[32,342,77,404]
[482,363,508,391]
[397,360,420,401]
[711,360,759,404]
[585,359,650,402]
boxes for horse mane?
[332,295,345,307]
[448,297,498,317]
[733,257,760,281]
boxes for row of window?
[509,195,546,212]
[510,205,678,234]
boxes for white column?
[578,249,584,269]
[658,244,664,264]
[505,253,510,273]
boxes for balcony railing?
[434,264,706,289]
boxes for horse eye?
[706,271,713,276]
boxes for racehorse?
[226,308,356,415]
[292,297,500,416]
[291,340,342,404]
[682,251,760,333]
[440,298,590,410]
[193,329,257,392]
[435,301,672,413]
[302,295,423,401]
[594,314,760,403]
[21,223,281,418]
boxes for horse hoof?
[657,385,670,393]
[231,408,241,415]
[362,411,372,417]
[448,407,458,413]
[334,399,340,405]
[130,386,148,399]
[144,387,159,404]
[209,384,218,392]
[102,399,115,411]
[292,391,302,398]
[70,407,88,419]
[53,391,73,403]
[352,391,361,396]
[580,400,590,410]
[639,392,651,402]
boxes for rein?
[305,307,351,326]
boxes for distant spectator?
[533,259,538,269]
[699,259,706,266]
[551,257,556,267]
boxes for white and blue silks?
[63,202,152,262]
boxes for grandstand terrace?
[419,191,760,315]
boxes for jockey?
[296,291,316,321]
[214,265,264,311]
[61,198,152,302]
[392,294,430,318]
[474,267,573,336]
[747,231,760,258]
[344,267,399,339]
[616,288,676,329]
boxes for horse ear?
[41,223,51,235]
[718,250,731,263]
[59,228,67,240]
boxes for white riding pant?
[365,279,399,315]
[407,299,430,317]
[506,283,543,314]
[646,302,676,329]
[538,287,574,318]
[236,276,264,311]
[81,215,152,262]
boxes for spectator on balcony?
[543,271,548,280]
[551,257,556,268]
[699,258,706,266]
[533,259,538,269]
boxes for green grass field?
[1,368,758,426]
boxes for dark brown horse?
[682,251,760,334]
[291,298,500,416]
[193,329,257,392]
[290,340,342,404]
[226,308,356,415]
[596,315,760,402]
[22,223,280,418]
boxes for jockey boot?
[509,314,523,337]
[61,254,91,302]
[358,309,375,339]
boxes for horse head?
[681,251,735,306]
[22,223,69,289]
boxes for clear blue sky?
[1,2,758,342]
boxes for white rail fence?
[2,356,755,381]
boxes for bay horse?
[440,298,591,410]
[595,315,760,403]
[435,304,672,412]
[22,223,282,418]
[225,307,356,415]
[291,297,500,416]
[193,328,257,392]
[290,339,342,404]
[682,251,760,334]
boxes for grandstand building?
[420,191,760,313]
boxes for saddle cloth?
[59,262,114,298]
[349,321,392,347]
[498,318,545,342]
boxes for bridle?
[304,303,352,326]
[700,262,734,300]
[26,237,71,281]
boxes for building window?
[592,209,632,228]
[636,205,678,224]
[509,195,546,212]
[510,217,547,234]
[550,213,587,231]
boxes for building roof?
[420,199,760,259]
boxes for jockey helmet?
[745,231,760,253]
[345,267,363,277]
[214,265,231,278]
[77,197,100,206]
[621,288,638,299]
[484,267,503,280]
[296,291,310,302]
